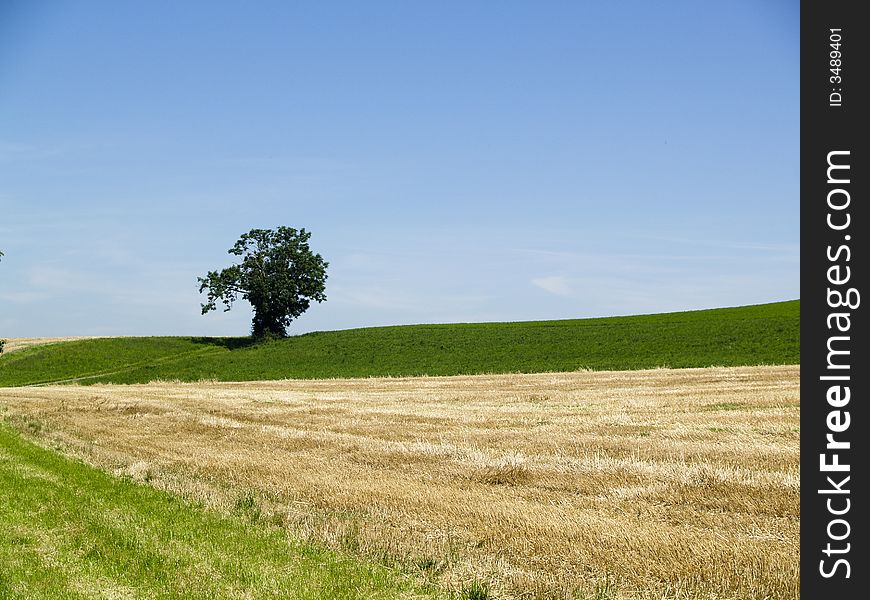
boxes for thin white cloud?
[0,291,50,303]
[0,141,63,162]
[531,276,573,297]
[0,140,111,163]
[330,286,419,311]
[633,234,799,254]
[26,265,93,290]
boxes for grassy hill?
[0,300,799,387]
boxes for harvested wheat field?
[0,365,799,599]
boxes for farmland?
[0,300,799,386]
[0,364,800,599]
[0,424,441,599]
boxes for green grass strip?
[0,424,439,599]
[0,300,799,386]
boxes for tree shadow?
[189,336,259,351]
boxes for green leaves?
[198,266,243,314]
[198,227,328,338]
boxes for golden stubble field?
[0,365,799,600]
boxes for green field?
[0,301,800,599]
[0,423,441,599]
[0,300,799,387]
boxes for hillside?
[0,300,799,387]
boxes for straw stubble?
[0,365,799,599]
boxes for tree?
[198,227,328,339]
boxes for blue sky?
[1,1,799,337]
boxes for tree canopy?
[198,227,328,339]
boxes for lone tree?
[198,227,328,339]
